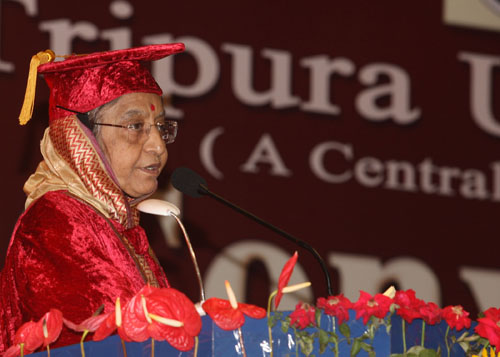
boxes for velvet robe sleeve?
[0,190,168,352]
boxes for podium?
[28,311,473,356]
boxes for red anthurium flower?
[419,302,442,325]
[353,291,393,324]
[92,297,130,342]
[94,311,119,341]
[238,302,267,319]
[289,302,316,330]
[3,344,28,357]
[475,307,500,347]
[275,251,298,309]
[202,280,266,331]
[34,308,64,347]
[394,289,425,323]
[316,294,352,325]
[202,299,266,331]
[5,309,64,357]
[63,314,109,333]
[145,287,202,351]
[3,321,38,357]
[203,298,245,330]
[15,320,41,352]
[119,285,156,342]
[94,285,201,351]
[442,305,471,331]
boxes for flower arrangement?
[273,287,500,356]
[4,285,202,357]
[5,251,500,357]
[4,309,63,357]
[265,252,498,357]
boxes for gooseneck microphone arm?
[197,183,334,297]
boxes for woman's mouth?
[140,163,161,175]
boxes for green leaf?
[267,314,274,328]
[351,340,361,356]
[459,341,469,352]
[456,331,469,341]
[328,331,338,344]
[360,341,373,353]
[358,333,370,341]
[281,317,290,333]
[407,346,425,354]
[298,333,315,356]
[457,341,470,353]
[339,322,351,341]
[315,307,322,327]
[318,329,329,354]
[385,313,393,334]
[417,348,440,357]
[464,335,480,342]
[385,323,392,335]
[268,311,283,328]
[477,337,490,346]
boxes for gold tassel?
[18,49,55,125]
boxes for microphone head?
[171,167,207,198]
[137,199,181,216]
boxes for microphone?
[137,198,206,303]
[171,167,333,296]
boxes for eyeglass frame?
[55,105,179,145]
[93,121,178,145]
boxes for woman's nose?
[144,124,166,154]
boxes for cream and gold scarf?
[23,116,139,228]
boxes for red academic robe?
[0,190,168,352]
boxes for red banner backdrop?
[1,0,500,315]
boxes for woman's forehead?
[117,92,161,105]
[114,104,165,123]
[119,108,147,120]
[112,93,161,112]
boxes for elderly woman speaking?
[0,43,185,351]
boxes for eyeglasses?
[55,105,178,145]
[94,121,178,145]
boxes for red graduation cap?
[18,43,185,124]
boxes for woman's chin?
[123,181,158,199]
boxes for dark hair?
[87,97,121,137]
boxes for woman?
[0,43,185,351]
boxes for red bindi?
[150,104,155,112]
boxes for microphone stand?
[198,184,334,296]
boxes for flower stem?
[238,327,247,357]
[333,317,339,357]
[267,290,277,357]
[20,343,24,357]
[151,338,155,357]
[80,330,90,357]
[402,319,407,354]
[121,338,128,357]
[421,321,426,347]
[194,336,199,357]
[47,344,51,357]
[444,325,450,357]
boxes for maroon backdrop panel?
[1,0,500,315]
